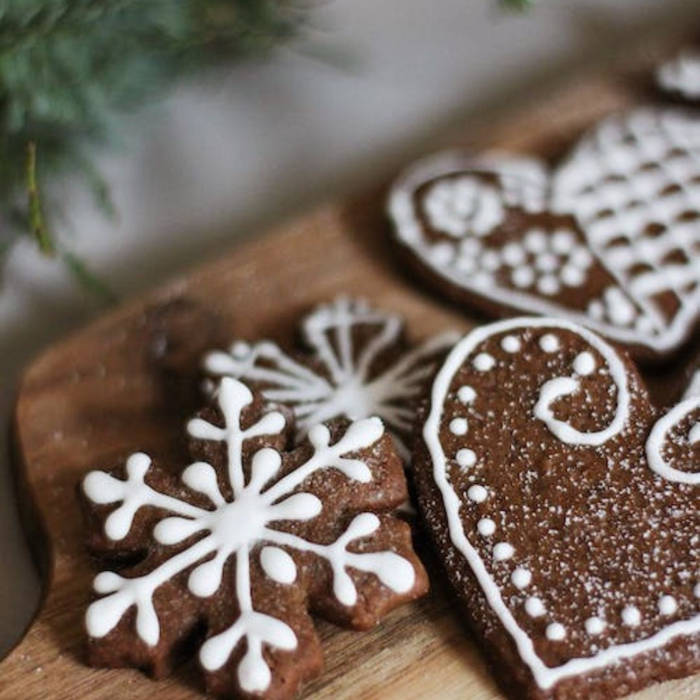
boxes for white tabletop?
[0,0,695,658]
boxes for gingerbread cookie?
[412,316,699,699]
[388,108,700,361]
[203,297,459,461]
[80,376,428,698]
[657,50,700,104]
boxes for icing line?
[423,316,700,690]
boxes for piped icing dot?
[493,542,514,561]
[458,385,477,404]
[622,605,641,627]
[512,266,535,288]
[537,275,560,296]
[525,597,546,617]
[546,623,566,641]
[450,418,468,435]
[231,341,251,358]
[585,616,606,635]
[573,351,596,376]
[539,334,560,353]
[477,518,496,536]
[511,567,531,589]
[456,448,476,468]
[695,583,700,599]
[501,335,521,353]
[473,353,496,371]
[552,229,575,253]
[561,264,585,287]
[467,485,487,503]
[689,422,700,444]
[524,229,547,253]
[503,242,525,266]
[658,595,677,616]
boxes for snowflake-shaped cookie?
[203,297,459,461]
[81,376,427,698]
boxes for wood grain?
[2,29,699,700]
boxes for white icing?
[622,605,641,627]
[546,623,567,641]
[83,377,415,692]
[537,275,560,296]
[658,595,678,616]
[525,230,547,254]
[536,253,559,273]
[204,297,459,462]
[387,111,700,355]
[450,418,468,436]
[456,448,476,468]
[501,335,521,353]
[690,423,700,445]
[423,175,505,238]
[525,597,546,617]
[694,583,700,599]
[503,242,525,266]
[683,370,700,400]
[422,317,700,691]
[573,351,596,376]
[467,485,488,503]
[538,334,560,353]
[493,542,514,561]
[534,329,629,446]
[477,518,496,536]
[585,617,606,635]
[511,567,532,589]
[560,264,585,287]
[260,546,297,585]
[473,353,495,371]
[657,51,700,100]
[458,385,477,404]
[646,394,700,485]
[512,265,535,288]
[552,230,575,254]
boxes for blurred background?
[0,0,697,657]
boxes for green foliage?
[0,0,530,299]
[0,0,309,297]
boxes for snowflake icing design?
[204,297,459,461]
[82,376,422,696]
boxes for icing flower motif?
[422,175,505,238]
[81,376,427,698]
[203,297,459,462]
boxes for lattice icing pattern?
[204,297,459,461]
[81,376,423,697]
[420,317,699,692]
[388,108,700,357]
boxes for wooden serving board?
[2,29,700,700]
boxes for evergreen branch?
[26,141,55,256]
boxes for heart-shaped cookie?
[388,108,700,361]
[413,317,699,699]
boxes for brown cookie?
[412,316,699,699]
[203,296,459,463]
[387,108,700,362]
[79,376,428,698]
